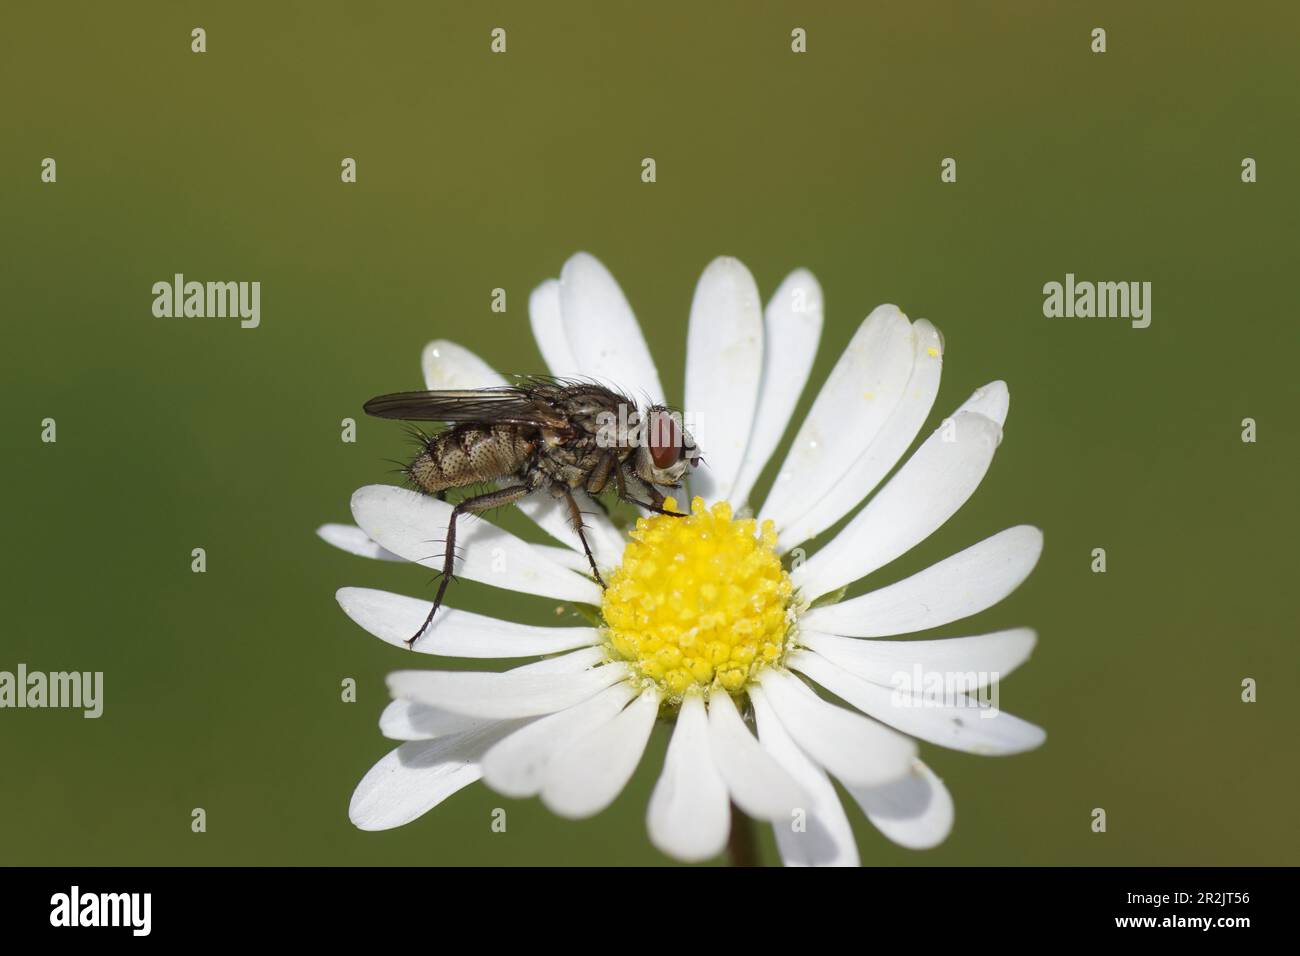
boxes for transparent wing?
[362,387,566,427]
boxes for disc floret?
[602,497,793,699]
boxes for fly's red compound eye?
[648,410,682,469]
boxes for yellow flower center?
[602,496,793,699]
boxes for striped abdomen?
[407,424,535,494]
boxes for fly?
[363,377,702,647]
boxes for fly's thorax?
[534,432,616,489]
[550,385,635,446]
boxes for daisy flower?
[319,251,1045,866]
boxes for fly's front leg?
[580,452,618,520]
[616,466,686,518]
[407,484,531,649]
[644,484,670,511]
[560,486,607,589]
[585,452,616,496]
[628,496,686,517]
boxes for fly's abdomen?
[407,424,534,494]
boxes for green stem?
[726,803,760,867]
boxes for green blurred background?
[2,1,1296,865]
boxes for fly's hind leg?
[560,487,607,589]
[407,484,531,649]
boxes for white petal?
[798,628,1038,689]
[706,690,805,822]
[350,485,601,604]
[646,693,730,862]
[540,687,659,819]
[789,650,1046,756]
[558,252,665,403]
[528,278,580,376]
[761,306,915,537]
[482,683,637,798]
[802,525,1043,637]
[792,395,1006,601]
[959,379,1009,426]
[731,269,824,510]
[513,492,626,574]
[684,257,764,502]
[778,320,944,550]
[849,761,954,850]
[750,686,859,866]
[348,720,521,831]
[378,700,494,740]
[336,587,599,657]
[755,668,915,788]
[421,339,506,390]
[386,661,630,719]
[316,523,404,561]
[533,544,589,572]
[508,645,606,675]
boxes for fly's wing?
[363,387,568,428]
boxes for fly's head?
[634,405,701,487]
